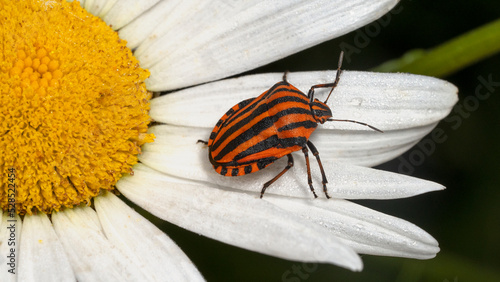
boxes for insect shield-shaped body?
[199,52,382,198]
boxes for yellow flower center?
[0,0,154,214]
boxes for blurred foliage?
[373,18,500,77]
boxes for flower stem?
[372,18,500,77]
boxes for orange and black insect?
[199,52,382,198]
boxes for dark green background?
[131,0,500,281]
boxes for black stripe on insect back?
[280,136,308,148]
[231,168,239,176]
[220,167,228,175]
[221,82,288,127]
[257,156,278,169]
[225,94,309,136]
[225,108,235,117]
[232,135,306,164]
[220,156,277,172]
[237,98,254,109]
[311,102,330,111]
[209,131,217,141]
[231,135,281,161]
[223,84,306,127]
[233,90,308,129]
[277,120,317,132]
[223,98,258,127]
[213,116,277,161]
[264,84,305,101]
[230,136,306,164]
[266,92,308,109]
[213,106,313,161]
[312,109,331,117]
[212,95,308,151]
[244,165,253,174]
[261,81,293,99]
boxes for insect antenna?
[326,118,384,133]
[324,51,344,104]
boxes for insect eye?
[312,104,332,120]
[311,110,323,123]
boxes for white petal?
[150,71,457,165]
[119,0,189,49]
[0,213,22,282]
[117,164,363,271]
[151,71,457,130]
[140,124,444,199]
[136,0,400,90]
[307,126,432,166]
[266,197,440,259]
[83,0,117,18]
[52,207,144,281]
[18,213,75,281]
[94,191,204,281]
[101,0,160,30]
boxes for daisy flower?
[0,0,458,281]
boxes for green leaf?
[372,18,500,77]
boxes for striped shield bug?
[199,52,382,198]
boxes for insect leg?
[302,146,319,198]
[282,71,289,83]
[261,154,294,198]
[306,141,331,199]
[197,139,208,145]
[307,51,344,103]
